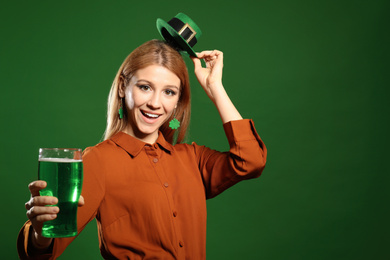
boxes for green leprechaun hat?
[156,13,202,57]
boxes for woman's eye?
[138,85,151,91]
[164,89,177,96]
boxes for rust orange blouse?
[17,119,267,259]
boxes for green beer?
[38,152,83,238]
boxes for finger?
[207,51,222,62]
[28,181,47,197]
[27,206,59,220]
[25,196,58,210]
[31,212,58,223]
[200,51,223,69]
[215,51,223,60]
[205,56,217,63]
[191,56,203,71]
[209,51,223,67]
[205,59,214,69]
[198,50,222,59]
[78,195,85,207]
[196,50,215,59]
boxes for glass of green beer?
[38,148,83,238]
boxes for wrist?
[31,229,52,250]
[210,85,243,123]
[210,84,228,104]
[27,227,53,256]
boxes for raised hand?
[191,50,242,123]
[191,50,224,102]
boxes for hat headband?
[167,18,197,48]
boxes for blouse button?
[164,182,169,188]
[153,158,158,163]
[173,211,177,217]
[179,241,184,247]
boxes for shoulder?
[83,139,120,161]
[172,141,209,157]
[172,141,200,150]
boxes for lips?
[141,110,161,120]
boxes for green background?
[1,0,389,259]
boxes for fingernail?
[52,198,58,204]
[52,207,59,213]
[50,214,57,219]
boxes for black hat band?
[168,18,198,48]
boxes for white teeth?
[144,112,159,118]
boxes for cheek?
[164,97,179,113]
[124,87,134,110]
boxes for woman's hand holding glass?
[25,181,85,250]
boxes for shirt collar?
[110,131,173,157]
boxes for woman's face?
[120,65,181,144]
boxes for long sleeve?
[194,119,267,199]
[17,147,105,259]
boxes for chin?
[137,117,167,134]
[137,124,161,136]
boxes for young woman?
[18,39,267,259]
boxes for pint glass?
[38,148,83,238]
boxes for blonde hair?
[103,40,191,144]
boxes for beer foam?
[39,157,82,163]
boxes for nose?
[147,92,161,109]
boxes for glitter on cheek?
[125,86,134,110]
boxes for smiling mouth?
[141,110,161,119]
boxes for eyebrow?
[137,79,180,90]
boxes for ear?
[118,83,126,98]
